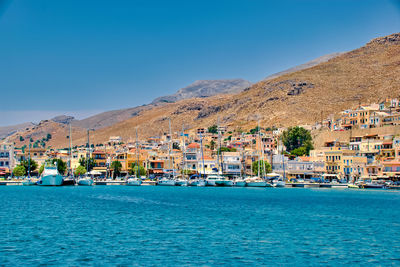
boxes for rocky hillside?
[9,33,400,148]
[151,79,252,104]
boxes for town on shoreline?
[1,98,400,189]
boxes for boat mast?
[182,124,187,178]
[257,122,261,178]
[168,119,175,179]
[86,129,90,174]
[200,132,206,179]
[218,119,223,174]
[135,127,139,178]
[28,140,31,178]
[260,123,267,179]
[69,123,73,176]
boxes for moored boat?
[245,177,267,187]
[234,178,247,187]
[175,179,188,186]
[77,176,94,186]
[126,177,142,186]
[22,176,37,186]
[38,164,63,186]
[157,178,176,186]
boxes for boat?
[77,176,94,186]
[157,178,176,186]
[175,179,188,186]
[234,177,247,187]
[347,183,359,189]
[245,177,267,187]
[126,177,142,186]
[22,176,37,186]
[205,172,233,186]
[38,164,63,186]
[189,179,206,187]
[273,180,286,188]
[362,183,385,189]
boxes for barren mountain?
[9,33,400,148]
[0,122,34,140]
[151,79,252,104]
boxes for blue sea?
[0,186,400,266]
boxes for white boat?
[22,176,37,186]
[189,179,206,187]
[77,176,94,186]
[245,177,267,187]
[157,178,176,186]
[206,174,226,186]
[175,179,188,186]
[127,177,142,186]
[273,180,286,187]
[38,164,63,186]
[234,178,247,187]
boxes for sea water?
[0,186,399,266]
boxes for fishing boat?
[347,183,359,189]
[157,178,176,186]
[77,129,94,186]
[126,128,143,186]
[77,176,94,186]
[234,177,247,187]
[175,179,188,186]
[273,179,286,188]
[189,179,206,187]
[126,177,142,186]
[22,176,37,186]
[245,177,267,187]
[38,163,63,186]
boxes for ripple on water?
[0,187,399,265]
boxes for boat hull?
[38,175,63,186]
[273,181,286,188]
[127,180,142,186]
[234,181,247,187]
[246,181,267,187]
[78,179,94,186]
[157,180,176,186]
[176,180,188,186]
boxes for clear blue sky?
[0,0,399,126]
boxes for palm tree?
[111,161,122,179]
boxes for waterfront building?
[0,142,15,176]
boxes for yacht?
[22,176,37,186]
[206,174,227,186]
[245,177,267,187]
[77,176,94,186]
[189,179,206,187]
[175,179,188,186]
[233,177,247,187]
[273,179,286,188]
[38,164,63,186]
[126,177,142,186]
[157,178,176,186]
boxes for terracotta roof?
[187,143,200,149]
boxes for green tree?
[251,160,272,176]
[209,140,216,150]
[50,158,68,175]
[111,161,122,178]
[21,159,38,175]
[281,126,314,154]
[250,126,261,135]
[218,147,237,153]
[172,142,180,150]
[181,169,192,175]
[13,165,26,177]
[74,165,87,176]
[19,136,24,141]
[208,125,218,134]
[129,163,146,176]
[79,157,95,172]
[46,133,52,141]
[39,164,44,175]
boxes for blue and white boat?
[245,177,267,187]
[77,176,94,186]
[157,178,176,186]
[234,177,247,187]
[38,164,63,186]
[126,177,142,186]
